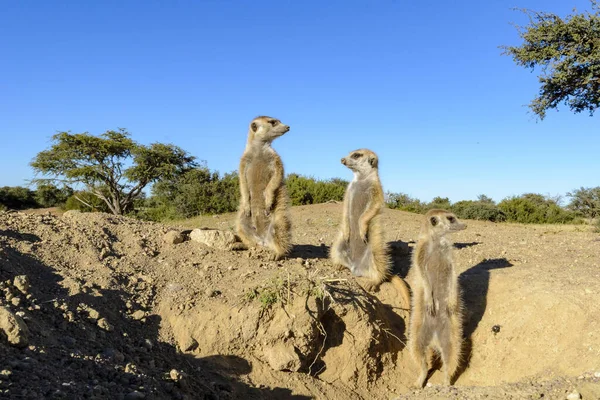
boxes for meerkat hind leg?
[236,214,261,248]
[330,237,352,271]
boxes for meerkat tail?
[390,275,411,309]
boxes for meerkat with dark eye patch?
[408,209,466,388]
[329,149,410,306]
[236,116,292,261]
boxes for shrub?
[452,200,506,222]
[567,187,600,218]
[385,192,426,213]
[0,186,38,210]
[35,184,73,208]
[144,167,240,220]
[64,191,111,213]
[498,193,576,224]
[427,196,452,211]
[286,174,347,206]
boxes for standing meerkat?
[408,209,466,388]
[236,116,292,261]
[329,149,410,305]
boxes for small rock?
[179,335,198,352]
[125,363,138,374]
[10,297,21,307]
[190,229,241,251]
[131,310,145,321]
[567,390,581,400]
[169,369,182,382]
[263,343,301,372]
[0,306,29,347]
[87,308,100,320]
[97,318,114,332]
[13,276,30,294]
[594,371,600,378]
[142,339,153,350]
[163,231,185,245]
[125,391,146,400]
[0,370,12,377]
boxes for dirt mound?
[1,205,600,399]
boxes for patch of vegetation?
[0,186,38,210]
[498,194,577,224]
[286,174,347,206]
[385,192,427,213]
[452,200,506,222]
[568,187,600,218]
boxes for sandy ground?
[0,204,599,399]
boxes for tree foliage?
[142,167,240,220]
[0,186,37,210]
[498,193,577,224]
[35,183,73,208]
[285,174,347,206]
[567,186,600,217]
[502,1,600,119]
[30,129,196,215]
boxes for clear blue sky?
[1,0,597,203]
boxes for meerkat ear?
[368,156,377,167]
[430,216,437,226]
[251,122,258,132]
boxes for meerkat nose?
[341,158,346,165]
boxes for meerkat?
[236,116,292,261]
[408,209,466,388]
[329,149,410,305]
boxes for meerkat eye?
[430,217,437,226]
[447,216,455,223]
[351,153,361,159]
[269,120,278,126]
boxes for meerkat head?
[247,116,290,144]
[341,149,379,175]
[423,209,467,236]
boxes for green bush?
[498,193,577,224]
[64,191,110,213]
[452,200,506,222]
[427,196,452,211]
[568,187,600,218]
[144,167,240,220]
[385,192,427,213]
[285,174,347,206]
[35,184,73,208]
[0,186,38,210]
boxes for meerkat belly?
[426,258,452,306]
[347,181,370,261]
[245,156,273,235]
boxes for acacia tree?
[31,129,196,215]
[502,1,600,119]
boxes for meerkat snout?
[341,157,347,165]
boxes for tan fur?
[330,149,410,305]
[408,209,466,387]
[236,116,291,260]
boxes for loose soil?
[0,204,599,399]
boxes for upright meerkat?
[408,209,466,387]
[330,149,410,305]
[236,116,292,261]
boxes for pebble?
[595,371,600,378]
[10,297,21,307]
[169,369,182,382]
[13,276,30,294]
[97,318,114,332]
[125,391,146,400]
[567,390,581,400]
[131,310,145,321]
